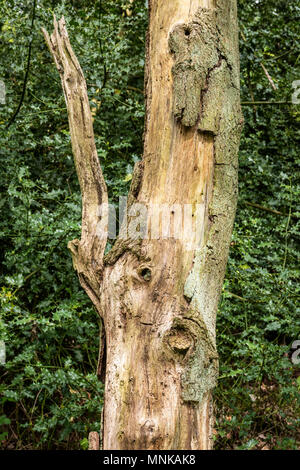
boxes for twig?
[6,0,37,128]
[243,201,298,218]
[260,62,277,90]
[241,101,293,106]
[244,201,285,216]
[127,85,143,94]
[240,30,278,93]
[98,0,107,93]
[225,292,247,302]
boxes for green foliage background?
[0,0,299,450]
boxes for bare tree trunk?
[43,0,243,451]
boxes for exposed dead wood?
[42,17,108,304]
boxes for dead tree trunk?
[43,0,243,450]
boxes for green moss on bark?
[169,3,243,404]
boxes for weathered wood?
[42,17,108,309]
[43,0,242,450]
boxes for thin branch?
[241,101,293,106]
[127,85,143,94]
[260,62,277,91]
[98,0,108,93]
[243,201,298,218]
[265,49,295,62]
[6,0,37,129]
[226,292,247,302]
[247,62,257,117]
[240,30,278,93]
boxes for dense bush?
[0,0,299,450]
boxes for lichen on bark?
[168,3,243,405]
[165,314,219,404]
[169,6,240,134]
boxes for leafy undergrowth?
[0,0,299,450]
[214,373,300,450]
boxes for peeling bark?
[42,0,243,450]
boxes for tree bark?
[43,0,243,450]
